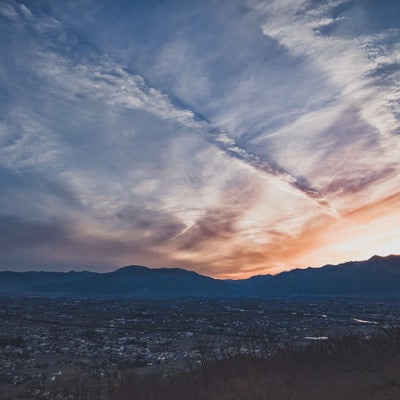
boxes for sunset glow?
[0,0,399,277]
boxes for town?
[1,296,400,398]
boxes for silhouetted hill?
[0,265,239,297]
[249,255,400,296]
[0,255,399,297]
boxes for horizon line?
[1,254,399,281]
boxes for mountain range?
[1,255,400,298]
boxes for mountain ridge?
[0,254,399,298]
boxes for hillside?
[0,255,399,297]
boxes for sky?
[0,0,399,278]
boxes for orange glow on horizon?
[185,192,400,280]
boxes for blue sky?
[0,0,399,277]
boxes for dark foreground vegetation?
[9,328,400,400]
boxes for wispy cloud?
[17,4,338,216]
[0,0,399,276]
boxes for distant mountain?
[0,255,399,298]
[246,255,400,296]
[0,265,239,297]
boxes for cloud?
[0,210,186,271]
[0,0,399,277]
[176,175,263,252]
[11,3,336,215]
[255,0,400,140]
[0,1,18,20]
[207,191,400,279]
